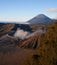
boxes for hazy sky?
[0,0,57,22]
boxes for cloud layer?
[46,8,57,13]
[0,17,28,22]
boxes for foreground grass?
[0,46,36,65]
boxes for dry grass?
[0,46,35,65]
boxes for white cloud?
[46,8,57,13]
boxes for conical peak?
[27,14,52,25]
[36,14,47,18]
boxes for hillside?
[23,22,57,65]
[0,24,15,37]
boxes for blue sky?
[0,0,57,22]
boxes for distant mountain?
[27,14,53,25]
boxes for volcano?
[27,14,53,25]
